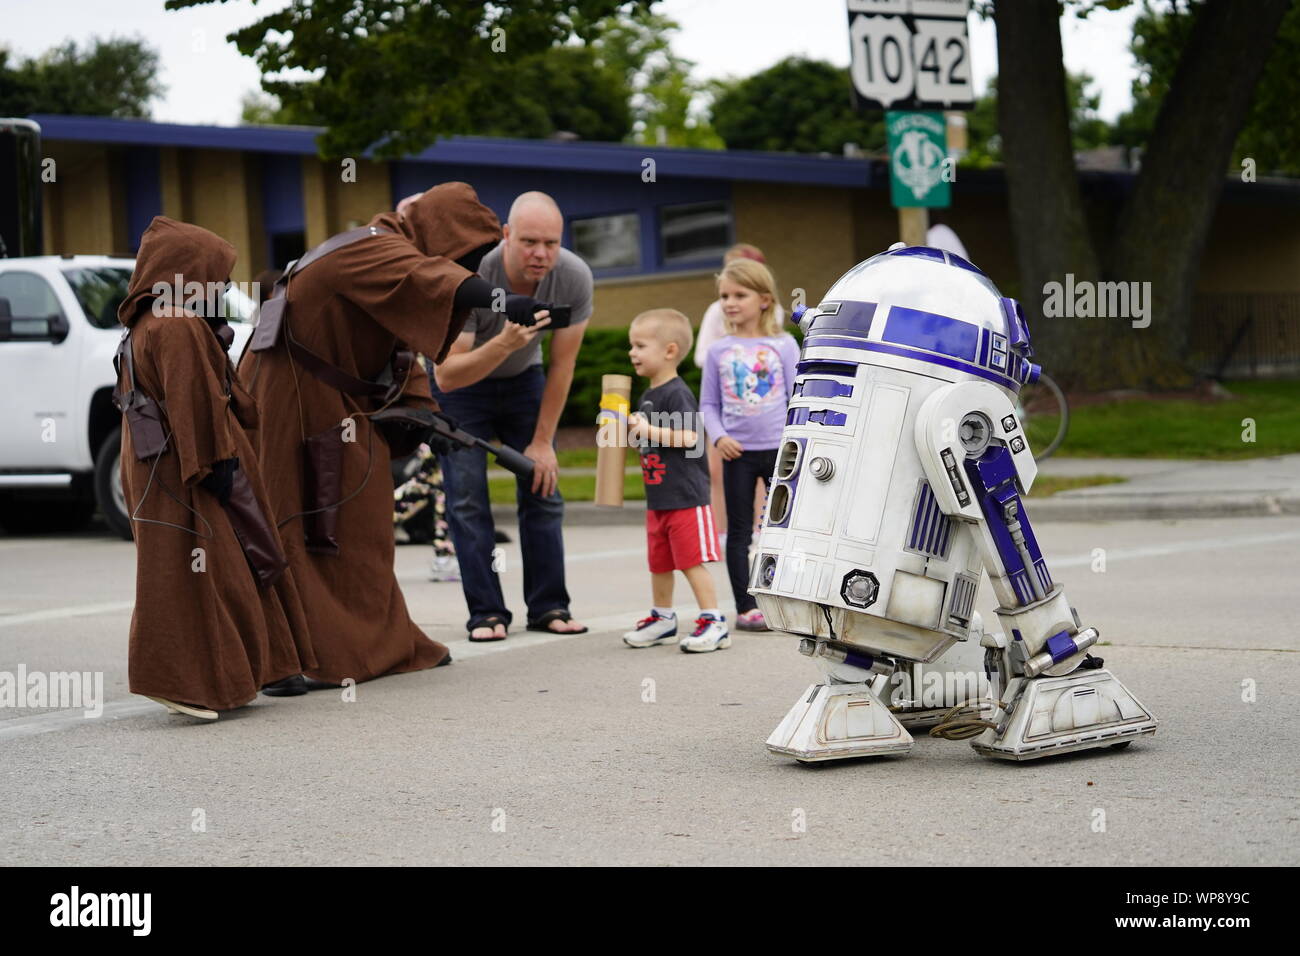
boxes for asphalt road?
[1,515,1297,866]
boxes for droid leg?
[765,641,913,762]
[916,384,1158,760]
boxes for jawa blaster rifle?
[369,407,535,480]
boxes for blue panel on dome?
[946,252,987,276]
[809,300,875,334]
[888,246,947,261]
[882,307,979,361]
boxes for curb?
[1029,492,1300,522]
[493,494,1300,527]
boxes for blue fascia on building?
[30,114,883,273]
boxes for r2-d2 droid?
[754,246,1158,762]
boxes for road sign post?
[846,1,970,245]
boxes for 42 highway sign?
[847,0,975,110]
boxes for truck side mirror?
[0,312,69,343]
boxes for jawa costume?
[115,217,315,719]
[238,182,503,684]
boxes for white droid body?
[754,246,1157,762]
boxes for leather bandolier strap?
[250,224,411,405]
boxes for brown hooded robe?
[238,182,501,684]
[118,216,316,711]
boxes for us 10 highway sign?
[847,0,975,111]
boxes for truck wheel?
[95,426,133,540]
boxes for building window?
[659,200,732,266]
[571,212,641,271]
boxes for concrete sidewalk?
[498,454,1300,525]
[1034,454,1300,520]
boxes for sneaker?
[623,610,678,647]
[735,609,769,631]
[679,614,730,653]
[428,554,461,582]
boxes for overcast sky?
[4,0,1142,127]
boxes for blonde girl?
[698,259,799,630]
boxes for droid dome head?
[799,245,1040,394]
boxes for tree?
[964,71,1114,166]
[1115,1,1300,176]
[590,7,722,147]
[0,37,163,118]
[167,0,651,157]
[995,1,1102,380]
[470,44,631,142]
[710,57,885,155]
[241,91,299,126]
[240,40,631,141]
[993,0,1292,390]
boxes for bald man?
[429,191,593,641]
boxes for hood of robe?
[118,216,237,328]
[371,181,501,261]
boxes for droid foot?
[972,668,1157,761]
[767,682,913,762]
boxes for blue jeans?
[431,365,570,629]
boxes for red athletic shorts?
[646,505,721,573]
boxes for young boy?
[622,309,729,653]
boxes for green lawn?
[1023,380,1300,460]
[1027,475,1127,497]
[489,471,645,504]
[556,447,604,468]
[490,467,1121,504]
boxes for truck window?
[0,270,64,322]
[61,267,132,330]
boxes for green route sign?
[886,110,951,209]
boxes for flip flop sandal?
[526,609,589,635]
[468,614,509,643]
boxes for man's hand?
[494,312,550,353]
[525,439,560,497]
[716,435,744,460]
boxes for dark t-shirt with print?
[635,376,711,512]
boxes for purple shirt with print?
[700,334,800,451]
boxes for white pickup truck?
[0,255,253,538]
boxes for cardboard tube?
[595,374,632,508]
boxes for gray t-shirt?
[463,244,594,379]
